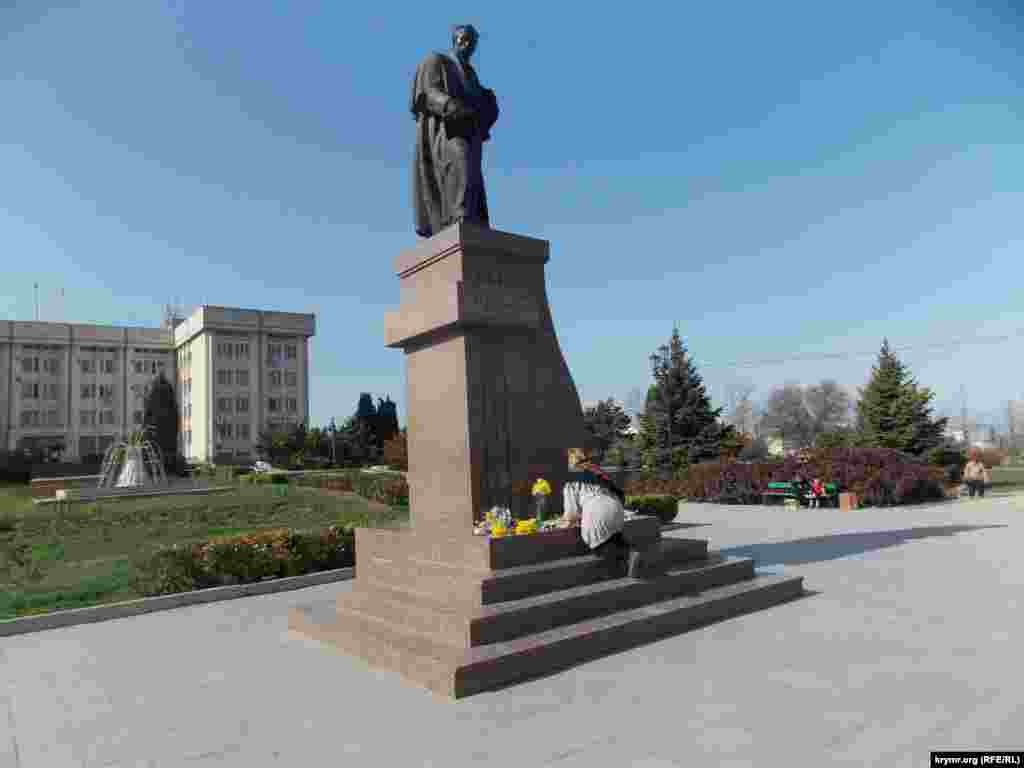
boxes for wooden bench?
[762,481,839,507]
[762,481,800,505]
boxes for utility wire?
[693,327,1024,371]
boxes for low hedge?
[626,448,946,507]
[626,495,679,524]
[133,525,355,596]
[296,470,408,507]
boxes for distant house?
[944,428,967,444]
[763,432,804,458]
[943,424,998,450]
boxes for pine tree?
[143,373,178,467]
[638,327,732,475]
[335,393,384,464]
[583,398,632,463]
[856,339,947,455]
[375,396,400,443]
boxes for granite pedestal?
[290,224,804,698]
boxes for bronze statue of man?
[410,24,499,238]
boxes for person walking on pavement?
[962,450,990,499]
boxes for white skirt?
[564,486,625,550]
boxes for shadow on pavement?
[718,524,1008,567]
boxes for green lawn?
[0,481,408,620]
[989,466,1024,491]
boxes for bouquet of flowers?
[531,478,552,523]
[514,518,539,535]
[475,506,512,537]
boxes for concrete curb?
[0,566,354,638]
[34,484,237,505]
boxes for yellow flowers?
[514,518,539,535]
[490,524,508,537]
[531,478,552,496]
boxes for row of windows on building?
[21,409,173,428]
[217,396,250,413]
[19,357,166,376]
[216,369,250,386]
[19,357,61,374]
[79,410,117,426]
[20,382,61,400]
[178,423,254,446]
[19,410,61,427]
[214,422,253,440]
[22,374,300,404]
[221,341,298,362]
[214,341,251,360]
[212,369,299,387]
[21,382,155,401]
[213,396,298,414]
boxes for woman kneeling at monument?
[561,449,642,577]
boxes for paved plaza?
[2,494,1021,767]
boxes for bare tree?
[1009,400,1021,453]
[805,379,852,437]
[761,379,852,449]
[724,383,756,435]
[760,382,814,449]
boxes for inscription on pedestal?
[458,281,541,329]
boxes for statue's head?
[451,24,479,62]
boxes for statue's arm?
[414,53,456,118]
[479,87,499,136]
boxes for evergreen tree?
[637,327,733,475]
[375,396,400,443]
[583,398,632,463]
[256,426,291,465]
[335,393,386,464]
[286,421,308,465]
[856,339,947,455]
[143,373,178,467]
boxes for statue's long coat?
[410,51,499,238]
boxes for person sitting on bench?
[809,477,825,508]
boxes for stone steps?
[344,549,743,648]
[479,536,709,604]
[471,556,756,646]
[290,571,804,698]
[487,515,662,568]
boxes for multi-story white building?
[0,305,315,463]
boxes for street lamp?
[329,417,337,466]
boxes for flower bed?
[134,525,355,596]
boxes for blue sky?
[2,1,1022,429]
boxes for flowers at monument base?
[514,518,539,535]
[137,525,355,595]
[531,478,552,496]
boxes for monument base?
[289,518,804,698]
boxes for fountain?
[97,428,169,490]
